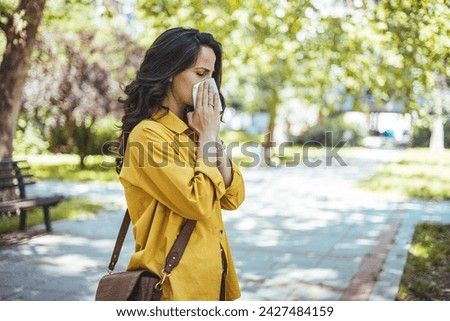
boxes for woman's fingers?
[202,81,209,110]
[186,109,194,124]
[195,80,218,111]
[196,82,205,111]
[189,81,220,136]
[208,82,214,108]
[213,92,220,114]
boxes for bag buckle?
[155,269,170,291]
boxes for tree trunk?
[429,109,444,151]
[0,0,47,160]
[263,88,280,166]
[429,75,446,151]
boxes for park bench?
[0,159,65,232]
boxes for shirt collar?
[154,109,190,134]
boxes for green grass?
[396,222,450,301]
[362,149,450,301]
[22,154,118,182]
[0,197,105,234]
[360,148,450,200]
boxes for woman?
[117,27,245,301]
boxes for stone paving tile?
[228,230,342,255]
[314,257,362,289]
[289,234,342,253]
[328,239,375,257]
[233,249,280,282]
[270,254,323,277]
[240,283,294,301]
[370,280,401,301]
[266,264,347,288]
[289,284,342,301]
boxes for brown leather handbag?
[95,209,196,301]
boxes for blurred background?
[1,0,449,165]
[0,0,449,301]
[1,0,449,199]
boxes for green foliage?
[13,116,50,155]
[133,0,449,143]
[221,130,263,144]
[90,116,122,154]
[14,112,121,170]
[360,148,450,200]
[4,0,450,161]
[0,1,17,35]
[412,124,432,148]
[293,113,364,147]
[27,154,118,182]
[0,197,104,234]
[13,0,140,166]
[0,0,17,12]
[48,116,120,156]
[372,0,450,119]
[136,0,311,139]
[396,222,450,301]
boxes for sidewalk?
[1,148,449,300]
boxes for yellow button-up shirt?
[119,110,245,301]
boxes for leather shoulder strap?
[108,209,131,271]
[107,209,196,273]
[162,219,196,274]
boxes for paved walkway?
[0,148,449,301]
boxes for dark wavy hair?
[117,27,225,170]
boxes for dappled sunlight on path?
[1,148,449,300]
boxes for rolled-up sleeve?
[220,161,245,210]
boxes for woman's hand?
[187,81,221,141]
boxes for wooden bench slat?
[0,160,27,165]
[0,169,32,175]
[0,174,35,181]
[0,196,64,212]
[0,181,36,190]
[13,166,31,171]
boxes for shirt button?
[219,230,224,238]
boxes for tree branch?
[0,10,11,35]
[0,21,7,34]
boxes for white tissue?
[192,78,223,111]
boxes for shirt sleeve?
[220,161,245,210]
[119,126,226,221]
